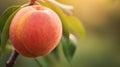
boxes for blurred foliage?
[0,0,120,67]
[0,6,20,50]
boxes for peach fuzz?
[9,5,62,57]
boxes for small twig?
[6,50,19,67]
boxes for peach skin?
[9,5,62,57]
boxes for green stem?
[34,58,43,67]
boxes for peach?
[9,5,62,57]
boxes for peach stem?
[29,0,37,5]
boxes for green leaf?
[61,36,76,62]
[34,58,44,67]
[51,46,59,60]
[1,6,21,50]
[64,16,86,39]
[0,6,19,46]
[0,6,19,33]
[42,1,85,39]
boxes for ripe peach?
[9,5,62,57]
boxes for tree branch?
[6,50,19,67]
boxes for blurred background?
[0,0,120,67]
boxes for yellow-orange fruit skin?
[9,5,62,57]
